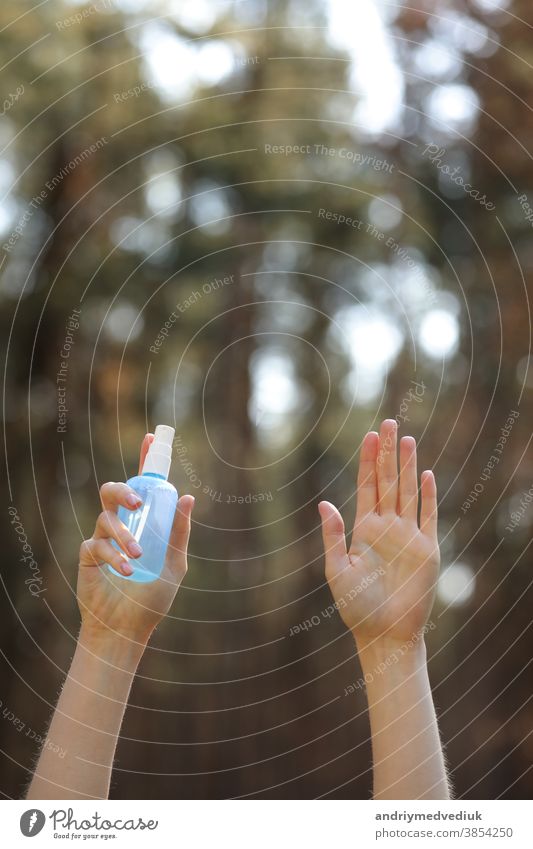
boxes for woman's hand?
[27,435,194,800]
[318,419,440,650]
[319,420,450,799]
[77,433,194,646]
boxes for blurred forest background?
[1,0,532,799]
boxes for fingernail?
[127,541,142,557]
[127,492,142,507]
[122,561,133,575]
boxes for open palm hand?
[319,420,440,647]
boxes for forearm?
[357,637,450,800]
[27,627,146,800]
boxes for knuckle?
[98,510,116,534]
[79,539,91,558]
[99,481,113,499]
[80,539,96,563]
[99,509,112,527]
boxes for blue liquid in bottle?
[108,425,178,583]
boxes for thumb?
[138,432,154,475]
[318,501,348,581]
[165,494,195,583]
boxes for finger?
[377,419,398,514]
[94,510,143,559]
[138,432,154,475]
[420,470,438,539]
[355,431,379,525]
[99,481,143,511]
[165,495,195,583]
[318,501,348,582]
[80,538,133,577]
[399,436,418,521]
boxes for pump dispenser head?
[142,424,175,479]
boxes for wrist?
[354,632,428,679]
[78,624,148,670]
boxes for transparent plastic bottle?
[108,425,178,583]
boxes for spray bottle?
[108,424,178,583]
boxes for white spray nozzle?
[142,424,175,479]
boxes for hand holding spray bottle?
[109,425,178,583]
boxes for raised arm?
[319,419,450,799]
[27,434,194,799]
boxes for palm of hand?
[331,513,439,643]
[320,423,440,647]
